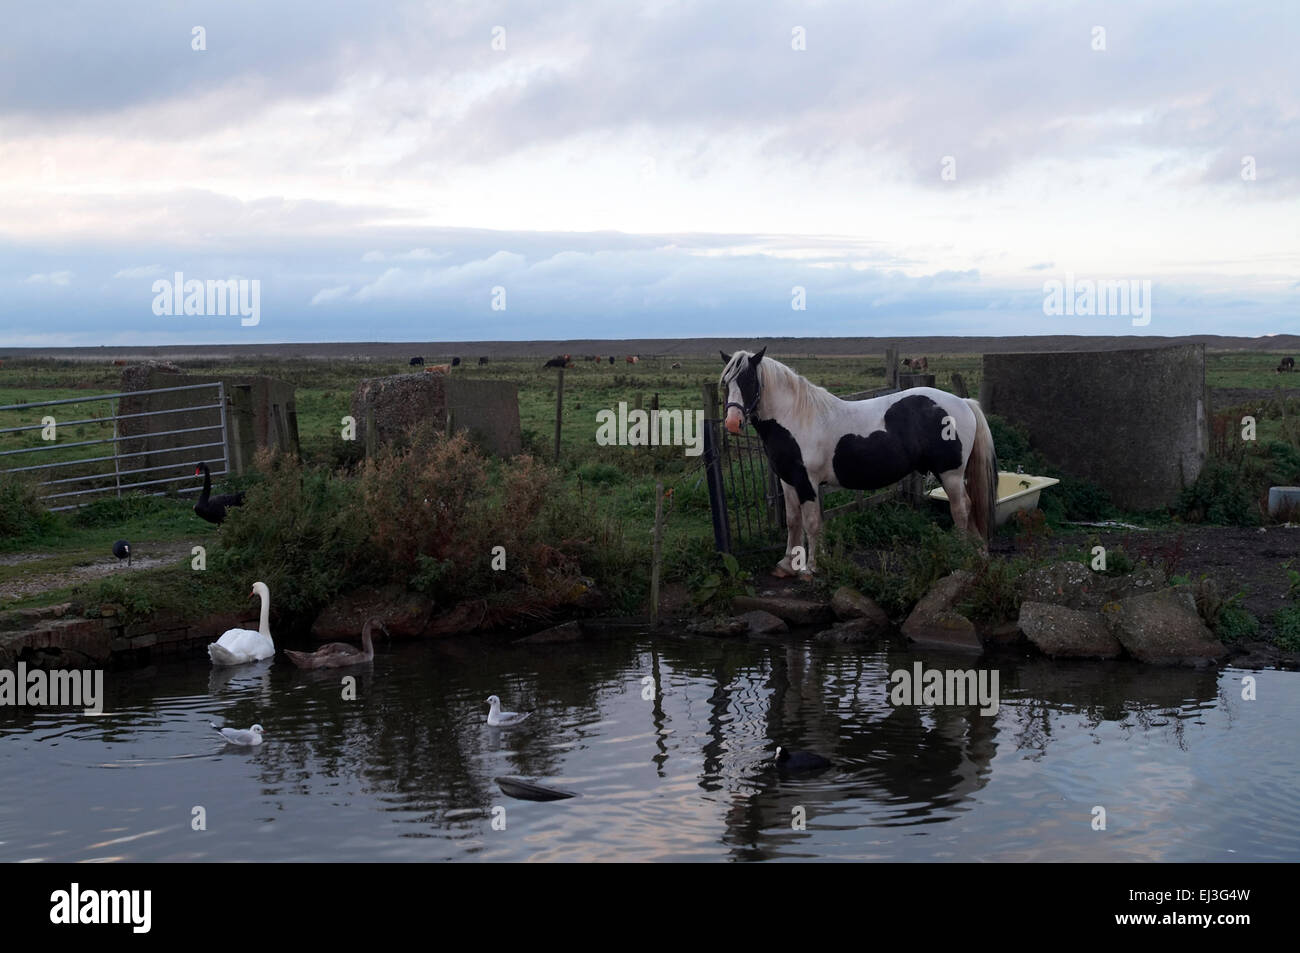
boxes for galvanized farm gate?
[0,382,230,511]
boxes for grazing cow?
[609,355,615,364]
[113,359,128,366]
[452,357,461,367]
[1279,356,1295,373]
[409,356,425,366]
[425,363,452,374]
[478,356,489,366]
[671,362,682,369]
[626,355,639,364]
[544,357,568,369]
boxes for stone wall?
[352,373,521,456]
[0,603,255,669]
[980,344,1207,510]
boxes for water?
[1,632,1295,862]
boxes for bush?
[986,414,1114,522]
[214,450,371,622]
[1215,605,1259,644]
[1274,606,1300,652]
[0,473,53,542]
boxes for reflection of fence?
[0,382,228,511]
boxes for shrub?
[0,473,53,542]
[1274,606,1300,651]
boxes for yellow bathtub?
[927,472,1060,527]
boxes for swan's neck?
[200,466,212,502]
[257,589,270,636]
[361,624,373,654]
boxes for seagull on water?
[213,723,264,746]
[486,695,531,727]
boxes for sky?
[1,0,1296,346]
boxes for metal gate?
[702,382,906,555]
[0,382,229,511]
[702,415,785,555]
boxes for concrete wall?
[981,344,1207,510]
[119,364,300,485]
[352,373,521,457]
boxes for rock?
[1017,561,1099,609]
[731,595,833,626]
[1018,561,1168,610]
[687,616,749,637]
[816,617,883,644]
[1017,601,1123,659]
[514,621,584,644]
[737,610,788,635]
[1101,588,1227,665]
[901,570,982,651]
[312,585,435,640]
[831,587,890,627]
[1106,566,1169,602]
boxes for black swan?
[193,462,245,525]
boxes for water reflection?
[0,632,1294,862]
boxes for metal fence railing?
[702,382,910,555]
[0,382,229,511]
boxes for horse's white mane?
[755,354,839,425]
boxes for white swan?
[486,694,532,727]
[208,581,276,666]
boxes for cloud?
[113,264,163,278]
[361,248,451,263]
[24,270,73,285]
[309,284,350,305]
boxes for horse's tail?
[963,398,999,543]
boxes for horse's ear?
[752,346,767,363]
[720,351,731,363]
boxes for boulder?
[731,595,833,626]
[1018,561,1167,610]
[815,617,884,644]
[687,616,749,637]
[312,585,435,640]
[831,587,890,629]
[901,570,983,651]
[737,610,788,635]
[1101,588,1227,666]
[1017,601,1123,659]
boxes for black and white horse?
[719,348,998,576]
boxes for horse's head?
[719,347,766,434]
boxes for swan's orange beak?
[724,406,744,434]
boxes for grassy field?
[1,348,1298,621]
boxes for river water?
[1,631,1295,862]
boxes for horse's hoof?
[797,570,815,582]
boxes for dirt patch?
[0,541,194,602]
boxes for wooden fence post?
[553,367,564,463]
[651,481,664,626]
[885,344,898,390]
